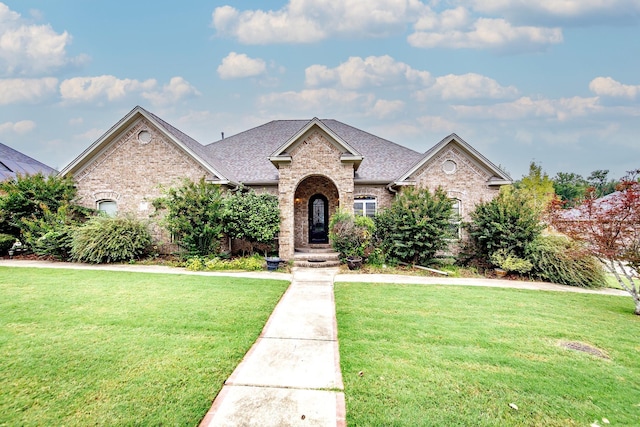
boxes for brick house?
[60,106,511,259]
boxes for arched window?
[97,200,117,216]
[354,196,377,218]
[449,199,461,239]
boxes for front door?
[308,194,329,243]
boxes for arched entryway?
[293,175,339,249]
[308,194,329,243]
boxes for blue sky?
[1,0,639,180]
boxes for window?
[97,200,117,216]
[354,196,376,218]
[449,199,461,239]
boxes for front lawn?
[335,282,640,426]
[0,267,288,426]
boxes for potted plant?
[265,256,282,271]
[329,210,374,270]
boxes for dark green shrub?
[374,186,453,265]
[152,178,224,257]
[222,190,280,255]
[71,216,152,264]
[0,233,15,255]
[329,210,374,260]
[21,205,87,260]
[465,186,544,261]
[0,173,78,237]
[525,235,605,288]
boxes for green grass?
[0,267,288,426]
[335,282,640,426]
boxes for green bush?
[21,205,86,260]
[222,190,280,255]
[71,216,152,264]
[329,210,374,260]
[490,249,533,274]
[0,173,79,237]
[0,233,15,255]
[185,254,266,271]
[374,186,453,265]
[525,235,605,288]
[153,178,224,257]
[465,186,544,261]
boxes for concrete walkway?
[199,267,345,427]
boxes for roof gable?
[268,118,364,170]
[60,106,235,184]
[394,133,512,186]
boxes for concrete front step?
[295,259,342,268]
[293,247,342,268]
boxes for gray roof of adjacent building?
[0,142,57,181]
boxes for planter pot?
[346,256,363,270]
[265,257,282,271]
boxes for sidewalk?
[199,267,345,427]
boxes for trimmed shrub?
[465,186,544,261]
[71,216,152,264]
[185,254,265,271]
[222,190,280,255]
[329,210,374,260]
[152,178,224,257]
[525,235,605,288]
[0,233,15,255]
[374,186,453,265]
[490,249,533,274]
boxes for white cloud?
[417,73,519,100]
[212,0,428,44]
[370,99,405,118]
[589,77,640,99]
[305,55,432,89]
[408,17,563,51]
[60,75,156,103]
[217,52,267,79]
[142,76,200,106]
[465,0,640,24]
[0,77,57,104]
[0,119,36,134]
[258,88,372,113]
[0,3,87,76]
[452,96,601,121]
[74,127,105,141]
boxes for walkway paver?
[199,267,345,427]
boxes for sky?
[1,0,639,181]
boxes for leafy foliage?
[153,178,224,257]
[21,205,89,260]
[514,162,556,214]
[465,185,544,261]
[374,186,453,265]
[586,169,618,198]
[0,233,15,255]
[550,170,640,312]
[525,235,605,288]
[71,216,152,264]
[221,190,280,254]
[329,209,374,260]
[552,172,588,208]
[490,249,533,274]
[0,173,78,237]
[184,254,266,271]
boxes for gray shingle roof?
[204,119,422,183]
[0,142,57,181]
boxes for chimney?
[221,132,224,140]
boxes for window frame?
[97,199,118,217]
[354,196,377,218]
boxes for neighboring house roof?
[560,189,636,220]
[393,133,512,186]
[60,106,236,185]
[0,142,57,181]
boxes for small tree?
[374,186,453,265]
[465,185,544,262]
[152,178,224,257]
[221,190,280,255]
[551,170,640,314]
[0,173,78,238]
[514,162,556,214]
